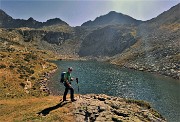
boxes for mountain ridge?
[0,9,68,28]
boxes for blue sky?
[0,0,179,26]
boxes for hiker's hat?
[68,67,73,71]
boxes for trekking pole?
[76,78,80,98]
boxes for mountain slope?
[0,9,80,58]
[110,3,180,79]
[79,11,143,57]
[0,28,60,98]
[82,11,142,27]
[79,25,137,57]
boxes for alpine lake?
[48,60,180,122]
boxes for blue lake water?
[48,60,180,122]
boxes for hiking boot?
[63,99,68,102]
[71,99,76,102]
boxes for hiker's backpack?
[60,72,66,83]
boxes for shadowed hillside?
[79,25,137,57]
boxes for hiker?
[63,67,76,102]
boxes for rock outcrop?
[73,94,166,122]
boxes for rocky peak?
[27,17,35,21]
[44,18,68,26]
[81,11,142,26]
[108,11,118,14]
[108,11,123,17]
[26,17,40,25]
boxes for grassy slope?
[0,28,58,98]
[0,28,76,121]
[0,95,75,122]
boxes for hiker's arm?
[65,77,71,87]
[66,81,72,87]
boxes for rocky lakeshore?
[111,61,180,80]
[38,68,57,95]
[73,94,166,122]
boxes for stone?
[139,68,144,71]
[112,109,129,117]
[72,94,167,122]
[98,106,106,112]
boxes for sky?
[0,0,179,26]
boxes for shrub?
[6,47,15,52]
[9,65,15,69]
[24,53,37,62]
[0,54,6,58]
[29,70,34,74]
[20,82,25,88]
[30,76,36,80]
[0,64,6,69]
[18,65,34,74]
[19,75,24,79]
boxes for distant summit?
[81,11,142,27]
[0,9,68,28]
[43,18,68,26]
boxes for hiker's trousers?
[63,83,74,101]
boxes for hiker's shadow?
[37,101,70,116]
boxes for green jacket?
[64,72,71,84]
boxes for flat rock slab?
[72,94,166,122]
